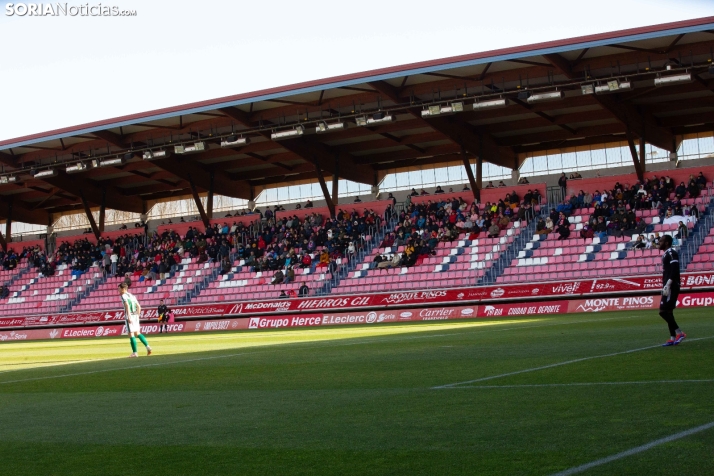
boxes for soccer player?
[157,299,170,334]
[659,235,686,346]
[118,282,152,357]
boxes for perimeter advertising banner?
[1,272,713,330]
[0,294,710,343]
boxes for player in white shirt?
[118,282,152,357]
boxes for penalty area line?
[550,421,714,476]
[432,335,714,389]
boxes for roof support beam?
[626,129,645,182]
[189,179,210,228]
[207,171,215,219]
[315,166,335,219]
[98,188,107,232]
[92,130,127,148]
[150,155,253,199]
[543,53,674,151]
[461,145,479,201]
[276,136,374,185]
[79,190,101,240]
[42,173,145,214]
[5,200,12,246]
[0,198,49,226]
[0,152,17,168]
[426,116,514,168]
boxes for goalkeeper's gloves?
[662,279,672,297]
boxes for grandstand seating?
[192,260,331,302]
[333,222,524,293]
[687,227,714,272]
[0,261,101,313]
[2,167,714,319]
[496,200,706,283]
[72,256,219,310]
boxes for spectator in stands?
[518,176,529,184]
[219,257,231,275]
[462,184,470,191]
[387,193,396,205]
[283,266,295,285]
[533,218,546,235]
[675,181,687,198]
[304,200,313,208]
[497,180,506,187]
[579,223,594,242]
[123,273,132,289]
[0,285,8,299]
[487,223,500,238]
[558,173,567,199]
[688,180,700,198]
[278,290,288,298]
[298,283,309,297]
[556,199,573,216]
[354,196,362,203]
[271,269,284,285]
[677,221,689,241]
[434,186,444,194]
[569,172,582,179]
[696,172,707,189]
[555,213,570,240]
[485,181,495,188]
[633,235,646,250]
[419,189,429,195]
[410,188,418,196]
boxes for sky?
[0,0,711,143]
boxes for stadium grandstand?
[1,16,714,318]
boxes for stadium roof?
[1,16,714,229]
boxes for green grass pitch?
[0,309,712,475]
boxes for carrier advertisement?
[0,293,711,342]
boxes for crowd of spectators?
[373,192,540,269]
[535,172,708,243]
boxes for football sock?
[138,334,149,347]
[130,337,138,353]
[659,310,679,337]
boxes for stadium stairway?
[318,214,399,296]
[679,196,714,271]
[479,207,547,285]
[70,256,219,311]
[331,219,527,294]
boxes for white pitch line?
[551,421,714,476]
[433,336,714,389]
[452,379,714,389]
